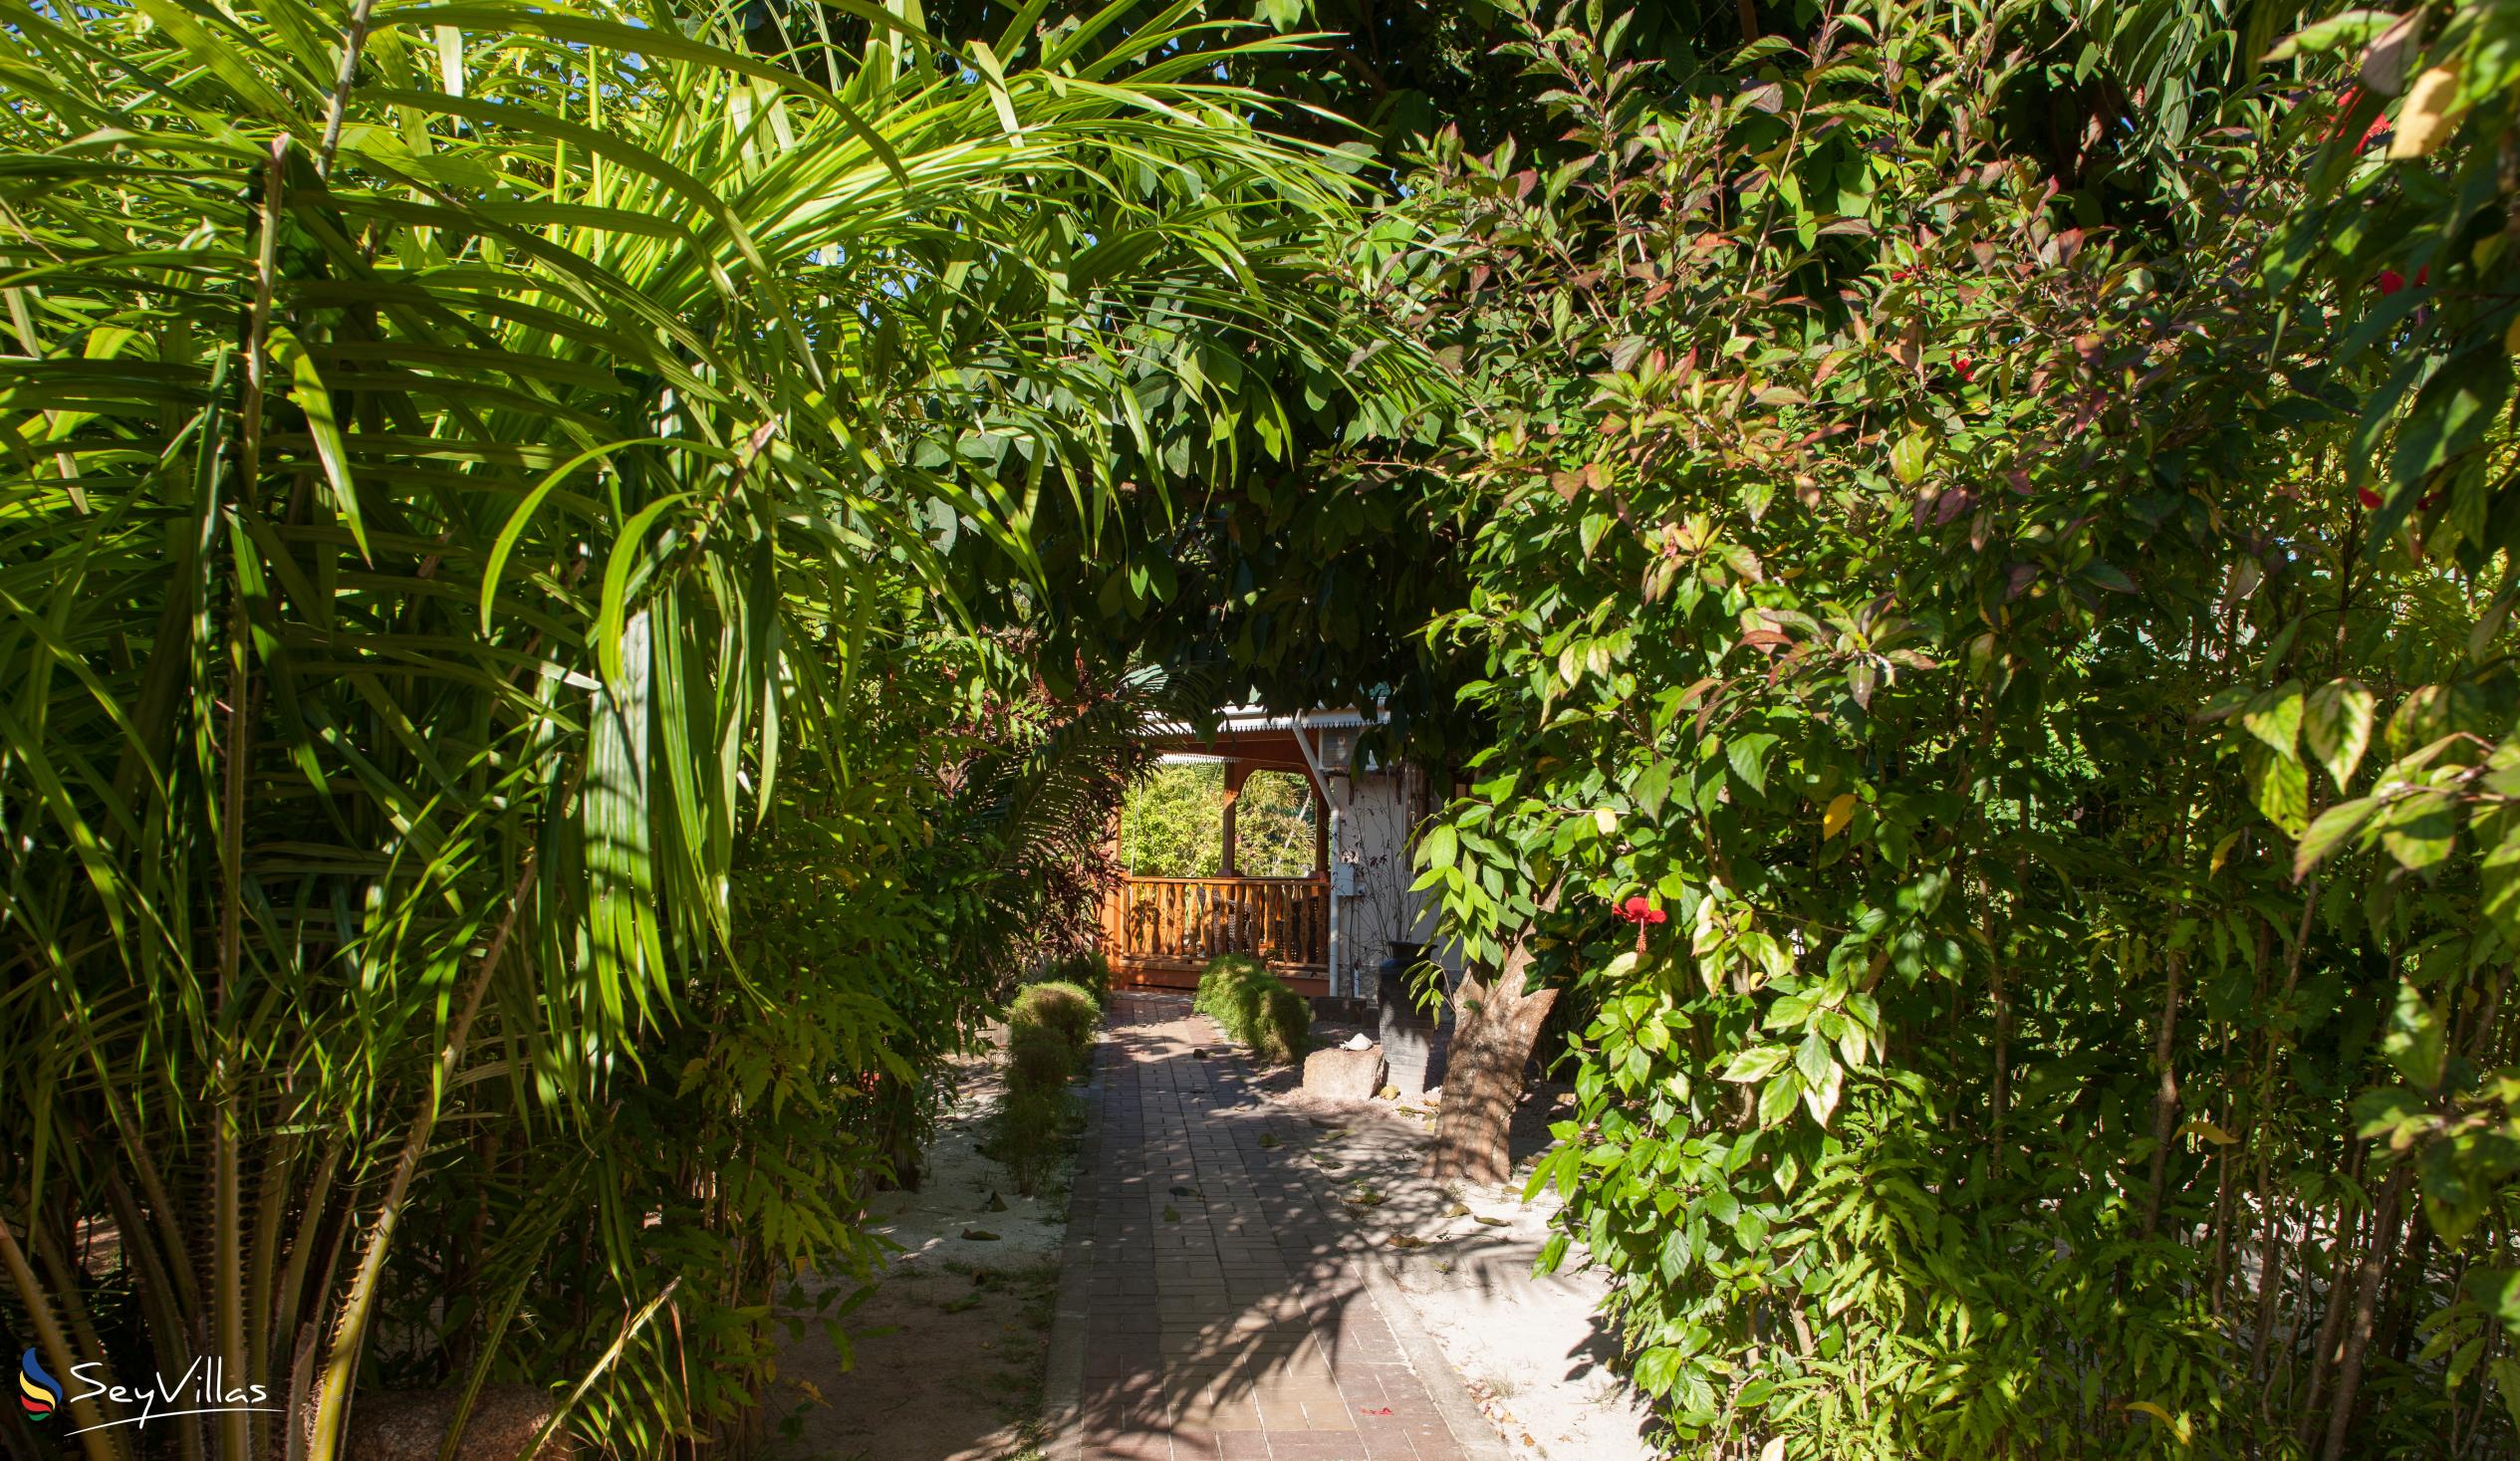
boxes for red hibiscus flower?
[1617,896,1667,925]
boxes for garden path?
[1044,994,1503,1461]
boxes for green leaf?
[268,327,368,562]
[1634,1345,1681,1395]
[1800,1060,1845,1125]
[2242,681,2305,757]
[2383,979,2449,1090]
[2379,789,2456,871]
[596,494,695,690]
[1721,1045,1791,1083]
[1794,1032,1835,1088]
[1728,733,1779,796]
[2295,797,2379,878]
[2264,9,2396,60]
[2482,825,2520,942]
[2304,679,2377,791]
[2252,749,2309,837]
[2389,353,2511,498]
[2081,561,2139,595]
[481,438,669,630]
[1758,1071,1803,1127]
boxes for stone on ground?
[1302,1043,1386,1100]
[342,1386,575,1461]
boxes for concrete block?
[1302,1045,1386,1101]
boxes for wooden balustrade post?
[1220,761,1247,878]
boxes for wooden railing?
[1101,874,1330,973]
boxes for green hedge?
[1005,1021,1080,1091]
[1192,953,1310,1066]
[992,978,1104,1194]
[1012,978,1102,1059]
[1043,948,1113,1006]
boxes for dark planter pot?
[1375,941,1430,1011]
[1375,943,1449,1099]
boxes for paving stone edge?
[1040,1032,1105,1461]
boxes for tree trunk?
[2142,949,2184,1238]
[2296,1152,2366,1443]
[1425,885,1561,1185]
[2320,1165,2408,1461]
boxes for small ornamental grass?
[1192,953,1310,1066]
[991,977,1106,1194]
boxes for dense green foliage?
[0,2,1402,1456]
[1011,980,1105,1062]
[1042,947,1116,1007]
[1193,952,1313,1065]
[1381,2,2520,1456]
[1121,762,1319,875]
[9,0,2520,1457]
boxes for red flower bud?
[2358,487,2384,509]
[2328,86,2364,140]
[2329,88,2390,153]
[2377,269,2404,296]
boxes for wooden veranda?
[1101,713,1354,999]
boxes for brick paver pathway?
[1055,994,1490,1461]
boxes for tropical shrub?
[1011,981,1105,1068]
[0,1,1396,1456]
[1386,2,2520,1457]
[1194,953,1312,1066]
[990,1073,1085,1201]
[1044,949,1116,1008]
[995,979,1101,1196]
[1005,1021,1084,1093]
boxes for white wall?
[1331,763,1455,997]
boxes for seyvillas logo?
[13,1350,279,1437]
[19,1348,61,1420]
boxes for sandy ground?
[768,1049,1070,1461]
[1248,1023,1661,1461]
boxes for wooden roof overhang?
[1143,727,1319,787]
[1135,708,1375,799]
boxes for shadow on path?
[1057,994,1496,1461]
